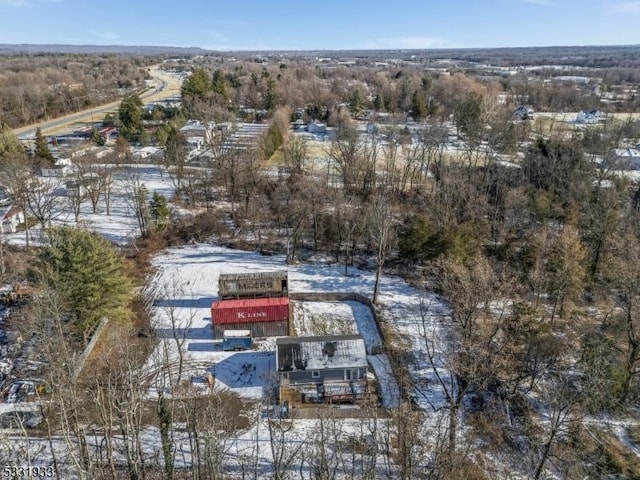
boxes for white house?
[40,165,72,177]
[180,120,216,144]
[576,110,607,124]
[186,136,204,151]
[1,206,24,234]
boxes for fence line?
[72,317,108,381]
[290,291,384,345]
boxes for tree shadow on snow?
[155,325,213,340]
[209,351,277,398]
[153,297,217,309]
[187,341,221,352]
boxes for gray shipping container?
[213,320,289,339]
[218,271,288,300]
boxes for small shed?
[222,330,253,351]
[276,335,368,404]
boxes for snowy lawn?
[4,164,175,246]
[146,243,448,412]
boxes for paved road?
[13,65,183,139]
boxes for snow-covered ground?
[146,244,428,410]
[0,160,457,476]
[3,164,174,246]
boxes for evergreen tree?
[412,90,428,122]
[264,77,278,112]
[38,227,134,343]
[149,191,170,232]
[118,94,144,144]
[90,127,106,146]
[0,122,25,166]
[349,89,365,119]
[211,69,228,100]
[263,123,284,159]
[373,93,385,112]
[34,127,55,168]
[181,68,212,98]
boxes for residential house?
[186,136,204,150]
[1,206,24,234]
[307,120,327,135]
[576,110,607,124]
[41,158,73,178]
[180,120,216,150]
[276,335,368,404]
[606,148,640,170]
[513,105,535,120]
[0,187,9,207]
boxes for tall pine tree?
[38,227,134,343]
[34,127,55,169]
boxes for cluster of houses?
[211,271,369,405]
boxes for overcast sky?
[0,0,639,50]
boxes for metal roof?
[276,335,367,372]
[212,297,289,309]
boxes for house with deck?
[276,334,368,404]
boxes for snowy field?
[3,164,174,246]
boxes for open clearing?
[146,244,429,410]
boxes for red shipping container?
[212,297,289,325]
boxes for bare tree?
[329,131,379,197]
[152,275,199,386]
[2,158,32,246]
[123,173,150,237]
[531,374,583,480]
[282,134,309,174]
[368,191,396,304]
[65,177,88,223]
[267,409,305,480]
[25,176,64,234]
[422,255,501,460]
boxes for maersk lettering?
[235,311,268,319]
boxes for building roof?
[212,297,289,309]
[1,205,22,222]
[219,270,288,282]
[276,335,367,372]
[611,148,640,158]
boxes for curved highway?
[13,65,183,139]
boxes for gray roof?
[276,335,367,372]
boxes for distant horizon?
[1,42,639,54]
[2,0,640,51]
